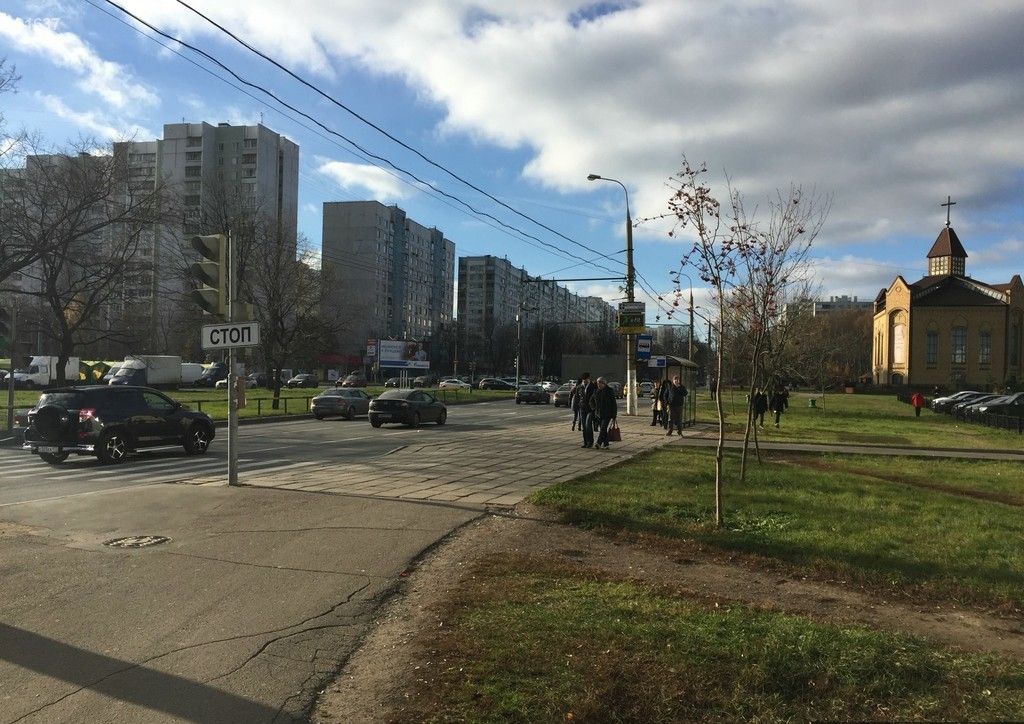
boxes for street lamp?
[588,173,637,416]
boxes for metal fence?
[897,394,1022,435]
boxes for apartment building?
[457,255,616,339]
[322,201,455,357]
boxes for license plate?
[37,446,59,453]
[377,414,392,421]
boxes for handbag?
[608,421,621,442]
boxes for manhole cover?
[103,535,171,548]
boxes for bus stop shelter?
[646,355,698,427]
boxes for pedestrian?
[769,387,787,428]
[910,391,924,418]
[657,378,672,429]
[752,387,768,428]
[650,384,662,426]
[708,375,717,401]
[569,377,583,431]
[665,375,688,436]
[589,376,618,449]
[578,373,596,448]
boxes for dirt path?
[314,506,1024,721]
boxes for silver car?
[311,388,372,420]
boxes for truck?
[11,356,81,389]
[180,362,205,386]
[109,355,182,388]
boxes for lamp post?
[587,173,637,416]
[676,271,695,362]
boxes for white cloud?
[316,157,409,201]
[113,1,1024,249]
[0,11,157,109]
[34,93,152,141]
[303,202,319,214]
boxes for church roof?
[926,226,967,258]
[910,275,1009,306]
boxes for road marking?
[0,482,167,508]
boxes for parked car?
[412,375,438,388]
[101,363,123,385]
[538,380,559,393]
[639,380,655,396]
[194,363,228,388]
[951,393,999,417]
[607,381,624,399]
[959,395,1006,420]
[975,392,1024,417]
[384,377,402,388]
[22,386,215,465]
[930,390,981,413]
[479,378,515,390]
[337,373,368,388]
[286,374,319,389]
[439,378,472,390]
[368,389,447,427]
[215,376,257,389]
[515,384,550,405]
[311,388,373,420]
[552,383,574,407]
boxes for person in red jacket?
[910,391,925,417]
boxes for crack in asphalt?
[156,549,392,578]
[8,578,373,724]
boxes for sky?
[1,0,1022,333]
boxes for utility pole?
[539,312,545,380]
[514,310,522,386]
[6,304,16,433]
[689,287,695,362]
[227,229,238,487]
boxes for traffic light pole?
[227,230,239,487]
[6,306,15,433]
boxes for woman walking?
[589,377,619,449]
[657,378,672,429]
[569,377,583,431]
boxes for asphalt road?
[0,400,568,506]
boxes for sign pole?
[6,305,16,433]
[227,229,238,487]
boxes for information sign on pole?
[647,355,667,368]
[617,301,646,334]
[636,334,653,361]
[201,321,261,350]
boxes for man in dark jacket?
[769,388,787,427]
[578,373,596,448]
[589,377,618,449]
[752,388,768,428]
[666,375,688,435]
[658,379,672,429]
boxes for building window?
[951,326,966,364]
[187,136,202,147]
[184,166,201,178]
[186,151,202,161]
[979,330,992,365]
[926,330,938,365]
[244,138,257,148]
[1012,323,1021,365]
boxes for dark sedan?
[552,383,574,407]
[311,388,372,420]
[384,377,402,388]
[368,389,447,427]
[286,374,319,389]
[976,392,1024,417]
[479,378,515,390]
[515,384,550,405]
[337,373,368,388]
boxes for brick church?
[872,211,1023,390]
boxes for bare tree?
[7,141,169,381]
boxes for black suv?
[23,386,215,465]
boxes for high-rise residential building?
[457,254,616,339]
[322,201,455,358]
[115,122,299,344]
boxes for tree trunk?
[714,306,726,527]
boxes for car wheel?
[97,430,129,464]
[39,451,69,464]
[184,424,212,455]
[436,410,447,425]
[409,412,421,428]
[314,413,324,420]
[370,418,382,428]
[345,407,355,421]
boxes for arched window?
[951,326,967,364]
[979,326,992,365]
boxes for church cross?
[941,195,956,227]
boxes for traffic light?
[0,306,11,352]
[189,234,227,318]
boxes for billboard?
[379,339,431,369]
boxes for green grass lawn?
[697,389,1023,450]
[533,447,1024,609]
[403,556,1024,722]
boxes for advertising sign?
[636,334,653,361]
[617,301,646,334]
[378,339,430,369]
